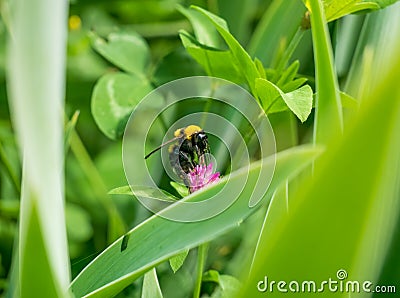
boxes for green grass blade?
[70,145,322,297]
[240,42,400,298]
[344,3,400,99]
[6,0,70,296]
[306,0,343,144]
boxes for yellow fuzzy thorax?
[174,125,202,139]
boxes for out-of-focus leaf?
[241,43,400,298]
[0,200,19,218]
[190,6,260,94]
[20,203,62,297]
[91,72,153,140]
[169,249,189,273]
[215,0,258,44]
[66,203,93,242]
[340,91,358,109]
[141,268,163,298]
[256,78,313,122]
[7,0,70,295]
[179,31,244,84]
[344,3,400,99]
[70,146,322,297]
[89,30,150,76]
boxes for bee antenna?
[144,137,179,159]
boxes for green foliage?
[70,146,321,297]
[241,40,400,297]
[2,1,400,298]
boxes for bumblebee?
[145,125,210,183]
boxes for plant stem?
[193,242,209,298]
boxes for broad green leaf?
[307,0,343,144]
[190,6,260,94]
[179,31,244,84]
[70,145,323,297]
[256,78,313,122]
[169,249,189,273]
[177,5,223,48]
[7,0,70,295]
[89,30,150,76]
[241,43,400,298]
[141,268,163,298]
[91,72,153,140]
